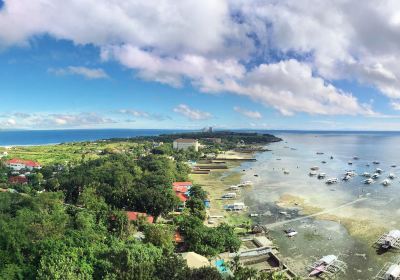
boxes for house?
[6,158,41,171]
[172,182,192,210]
[173,139,199,152]
[9,175,28,185]
[181,252,210,269]
[125,211,154,224]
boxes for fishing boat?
[308,255,338,277]
[321,160,327,164]
[372,173,380,179]
[342,175,351,181]
[284,228,298,237]
[376,168,383,174]
[362,172,371,177]
[364,178,374,184]
[391,164,397,168]
[309,171,317,176]
[316,152,324,155]
[373,161,380,164]
[382,179,390,186]
[317,173,326,179]
[326,178,338,184]
[283,170,289,175]
[310,166,319,171]
[353,156,359,160]
[348,161,353,165]
[389,173,396,179]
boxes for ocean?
[239,131,400,279]
[0,129,190,146]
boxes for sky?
[1,1,400,130]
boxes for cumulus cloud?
[3,0,400,115]
[234,106,262,119]
[173,104,212,121]
[49,66,109,79]
[118,109,169,121]
[0,112,115,128]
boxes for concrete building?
[173,138,199,151]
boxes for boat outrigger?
[326,178,338,184]
[317,173,326,179]
[364,178,374,184]
[308,255,347,278]
[374,261,400,280]
[375,230,400,250]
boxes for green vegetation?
[0,131,290,279]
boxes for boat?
[342,175,351,181]
[353,156,359,160]
[362,172,371,177]
[221,192,237,199]
[310,166,319,171]
[249,213,259,217]
[284,228,297,237]
[373,161,380,164]
[348,161,353,165]
[380,230,400,249]
[345,170,357,177]
[372,173,380,179]
[316,152,324,155]
[308,255,338,277]
[321,161,327,164]
[391,164,397,168]
[364,178,374,184]
[376,168,383,174]
[326,178,338,184]
[382,179,390,186]
[330,156,334,159]
[389,173,396,179]
[229,185,239,191]
[239,181,253,187]
[309,171,317,176]
[283,170,289,175]
[317,173,326,179]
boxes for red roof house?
[176,192,188,203]
[173,182,193,188]
[125,211,154,224]
[174,231,184,243]
[9,176,28,184]
[6,158,41,170]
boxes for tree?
[143,224,174,253]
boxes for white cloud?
[234,106,262,119]
[173,104,212,121]
[0,112,116,128]
[118,109,169,121]
[49,66,109,79]
[391,102,400,111]
[3,0,400,115]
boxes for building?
[9,175,28,185]
[6,158,41,171]
[173,139,199,152]
[125,211,154,224]
[181,252,210,269]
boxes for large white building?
[173,139,199,151]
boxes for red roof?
[125,211,154,223]
[176,192,188,202]
[6,158,41,167]
[173,185,188,193]
[174,231,184,243]
[9,176,28,184]
[173,182,192,187]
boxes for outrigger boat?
[308,255,347,278]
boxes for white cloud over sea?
[2,0,400,116]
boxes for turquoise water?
[241,132,400,280]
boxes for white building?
[173,139,199,152]
[6,159,41,171]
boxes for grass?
[1,141,145,165]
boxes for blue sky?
[1,1,400,130]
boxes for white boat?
[362,172,371,177]
[229,185,239,190]
[317,173,326,179]
[249,213,259,217]
[345,171,357,177]
[364,178,374,184]
[287,231,298,237]
[239,181,253,187]
[372,173,380,179]
[389,173,396,179]
[221,192,237,199]
[308,255,338,277]
[342,175,351,181]
[326,178,338,184]
[309,171,317,176]
[382,179,391,186]
[376,168,383,174]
